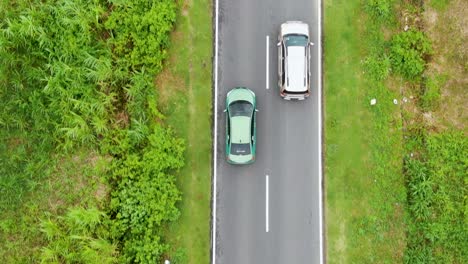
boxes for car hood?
[226,88,255,105]
[281,21,309,37]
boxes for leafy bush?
[390,30,432,80]
[109,125,185,263]
[105,0,177,73]
[365,0,394,22]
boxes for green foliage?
[1,0,184,263]
[170,248,188,264]
[364,0,394,22]
[0,0,113,151]
[109,125,185,263]
[390,30,432,80]
[404,132,467,263]
[40,207,117,264]
[420,74,447,111]
[105,0,177,73]
[363,53,391,81]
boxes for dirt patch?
[94,182,108,202]
[423,0,467,132]
[336,221,347,262]
[7,137,24,150]
[154,65,186,108]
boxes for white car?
[277,21,314,100]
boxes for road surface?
[212,0,322,263]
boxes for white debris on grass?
[393,99,398,105]
[370,98,377,105]
[403,97,408,103]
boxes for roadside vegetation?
[155,0,213,263]
[325,0,466,263]
[0,0,210,263]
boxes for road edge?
[319,0,326,263]
[210,0,219,263]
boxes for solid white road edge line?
[212,0,219,263]
[266,35,269,89]
[318,0,323,263]
[266,175,269,232]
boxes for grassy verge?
[156,0,212,263]
[324,0,406,262]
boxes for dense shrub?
[390,30,432,80]
[0,0,113,211]
[0,0,113,151]
[364,0,394,22]
[108,125,185,263]
[1,0,184,263]
[105,0,177,73]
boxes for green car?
[225,87,257,164]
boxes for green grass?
[325,0,406,263]
[0,148,109,263]
[430,0,451,11]
[156,0,212,263]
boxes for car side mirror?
[277,42,281,47]
[223,109,227,112]
[255,109,259,112]
[310,42,314,46]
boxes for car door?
[225,108,230,154]
[251,109,257,154]
[278,39,284,88]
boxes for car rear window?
[230,143,251,155]
[229,100,253,117]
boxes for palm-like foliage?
[40,207,117,264]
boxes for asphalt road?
[213,0,322,263]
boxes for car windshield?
[285,34,308,47]
[230,143,251,155]
[229,100,253,117]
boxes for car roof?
[230,116,251,144]
[286,46,307,92]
